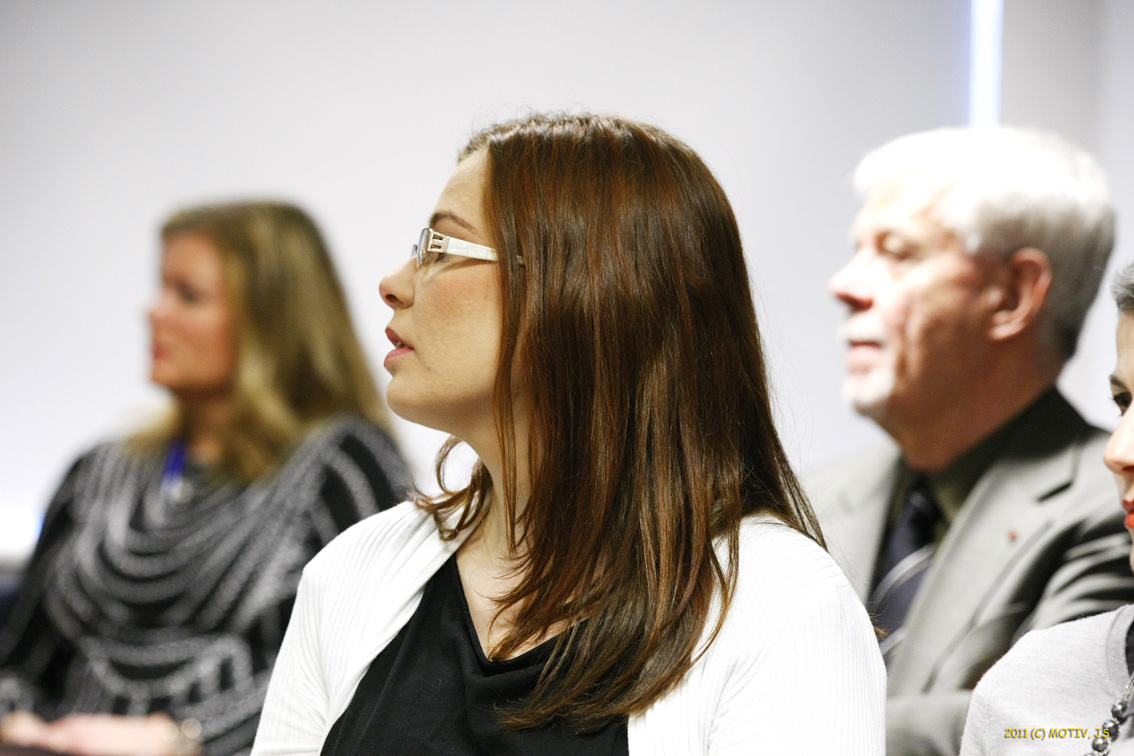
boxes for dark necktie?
[869,476,942,663]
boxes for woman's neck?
[178,394,233,464]
[472,466,523,558]
[455,421,537,658]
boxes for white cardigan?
[251,502,885,755]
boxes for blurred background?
[1,0,1131,565]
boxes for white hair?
[1113,262,1134,316]
[855,126,1115,359]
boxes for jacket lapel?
[814,446,902,600]
[886,393,1088,691]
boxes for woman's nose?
[147,290,170,324]
[380,259,416,309]
[1104,413,1134,481]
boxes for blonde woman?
[0,202,409,756]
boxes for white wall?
[1,0,976,559]
[1002,0,1134,431]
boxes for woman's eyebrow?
[430,211,477,233]
[1111,375,1128,391]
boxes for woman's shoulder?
[713,514,870,643]
[58,438,155,486]
[73,437,145,465]
[302,415,409,475]
[293,502,464,644]
[273,416,412,513]
[301,501,453,592]
[981,605,1128,683]
[733,513,850,596]
[962,607,1131,754]
[1021,605,1127,646]
[299,416,405,467]
[662,514,884,754]
[311,415,397,447]
[35,440,156,529]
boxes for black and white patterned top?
[0,416,410,756]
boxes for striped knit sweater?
[252,504,886,755]
[0,416,409,756]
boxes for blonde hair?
[133,201,390,480]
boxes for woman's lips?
[1123,499,1134,530]
[384,327,413,367]
[1115,498,1134,530]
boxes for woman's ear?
[987,248,1053,341]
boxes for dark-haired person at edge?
[960,262,1134,756]
[0,203,410,756]
[808,126,1134,756]
[251,113,886,756]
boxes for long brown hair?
[423,114,822,729]
[132,201,390,480]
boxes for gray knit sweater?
[962,604,1134,754]
[0,416,409,756]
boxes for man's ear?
[987,248,1052,341]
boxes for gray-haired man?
[809,126,1133,755]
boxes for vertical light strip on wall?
[969,0,1004,126]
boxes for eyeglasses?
[411,228,498,266]
[410,228,523,267]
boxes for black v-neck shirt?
[320,554,629,756]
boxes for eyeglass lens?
[411,228,431,264]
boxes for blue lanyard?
[161,441,189,502]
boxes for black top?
[321,554,629,756]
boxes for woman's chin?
[149,369,173,390]
[387,397,473,442]
[387,398,441,432]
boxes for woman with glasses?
[0,202,409,756]
[253,114,885,755]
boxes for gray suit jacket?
[807,393,1134,756]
